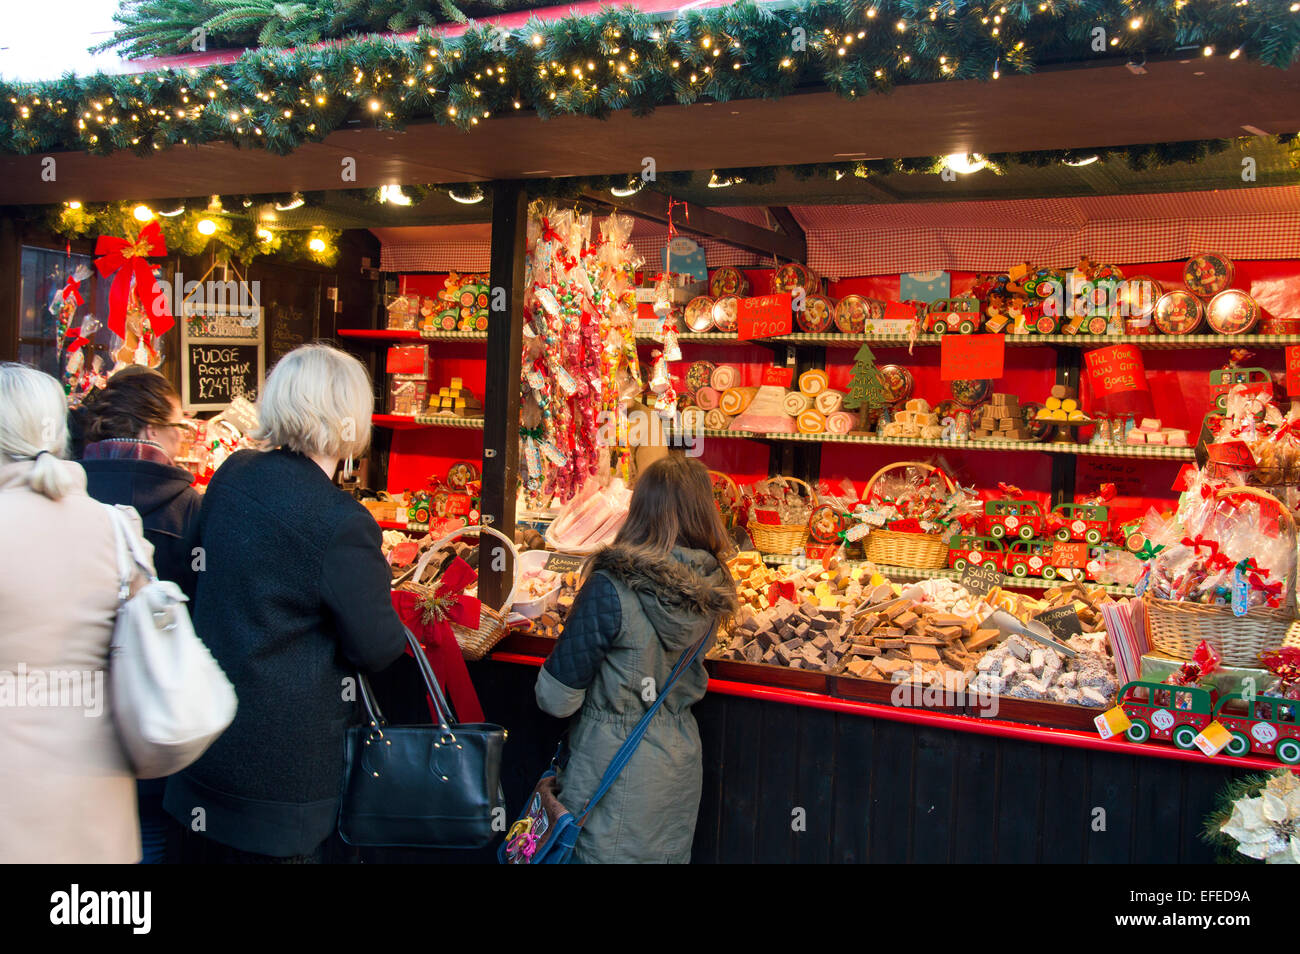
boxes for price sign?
[960,561,1002,596]
[761,365,794,388]
[1084,345,1148,396]
[1033,605,1084,643]
[940,334,1005,382]
[543,552,585,574]
[737,294,793,340]
[1287,346,1300,396]
[1206,441,1256,468]
[1049,541,1088,569]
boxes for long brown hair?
[84,367,178,443]
[609,455,735,568]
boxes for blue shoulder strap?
[575,623,716,825]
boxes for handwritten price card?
[737,294,793,340]
[761,366,795,388]
[1287,346,1300,396]
[940,334,1005,381]
[1084,345,1148,396]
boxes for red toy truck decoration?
[925,296,981,335]
[1116,681,1300,763]
[1004,538,1056,579]
[1050,502,1110,545]
[947,535,1006,573]
[982,499,1044,540]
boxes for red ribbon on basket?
[93,220,173,338]
[1181,535,1235,572]
[391,556,485,724]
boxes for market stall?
[5,0,1300,864]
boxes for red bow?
[60,276,84,308]
[1181,535,1234,572]
[63,326,90,353]
[997,482,1023,497]
[390,556,486,724]
[94,220,173,339]
[887,518,925,534]
[540,217,564,246]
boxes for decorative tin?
[683,295,716,332]
[798,294,836,333]
[1153,289,1205,335]
[773,262,821,296]
[1183,253,1234,299]
[950,378,992,408]
[709,266,750,298]
[711,295,740,333]
[833,294,879,333]
[1205,288,1260,335]
[1118,275,1163,334]
[878,364,914,405]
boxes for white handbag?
[103,504,237,779]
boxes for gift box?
[1139,651,1269,699]
[386,345,431,377]
[387,377,428,416]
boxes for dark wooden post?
[0,218,21,362]
[480,181,527,608]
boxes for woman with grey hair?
[163,343,407,863]
[0,363,146,862]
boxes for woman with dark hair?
[79,366,201,864]
[535,454,738,863]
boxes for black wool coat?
[163,448,406,857]
[81,456,202,599]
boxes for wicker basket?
[748,476,814,555]
[401,524,519,661]
[709,469,742,529]
[860,461,955,570]
[1144,486,1300,667]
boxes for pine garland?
[3,1,1298,158]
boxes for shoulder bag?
[103,503,238,779]
[339,627,507,848]
[499,624,715,864]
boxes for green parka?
[535,544,736,863]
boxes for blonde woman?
[163,344,406,863]
[0,363,144,862]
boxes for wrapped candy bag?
[1259,647,1300,702]
[1145,489,1293,610]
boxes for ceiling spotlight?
[448,186,485,204]
[707,173,740,188]
[1064,155,1099,166]
[157,205,186,217]
[609,178,645,197]
[274,193,305,211]
[66,200,82,209]
[378,184,412,205]
[943,153,987,174]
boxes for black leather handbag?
[339,628,506,848]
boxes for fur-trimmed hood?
[589,544,737,651]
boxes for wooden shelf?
[372,413,485,431]
[758,554,1136,596]
[760,432,1195,459]
[338,328,423,342]
[641,331,1300,349]
[338,328,488,343]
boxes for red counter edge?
[489,651,1292,773]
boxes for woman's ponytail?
[0,363,79,501]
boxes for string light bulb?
[308,237,326,252]
[196,218,217,236]
[132,204,153,221]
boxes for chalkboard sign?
[181,300,265,412]
[185,342,262,411]
[960,561,1002,596]
[267,301,317,369]
[544,553,584,574]
[1032,605,1084,643]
